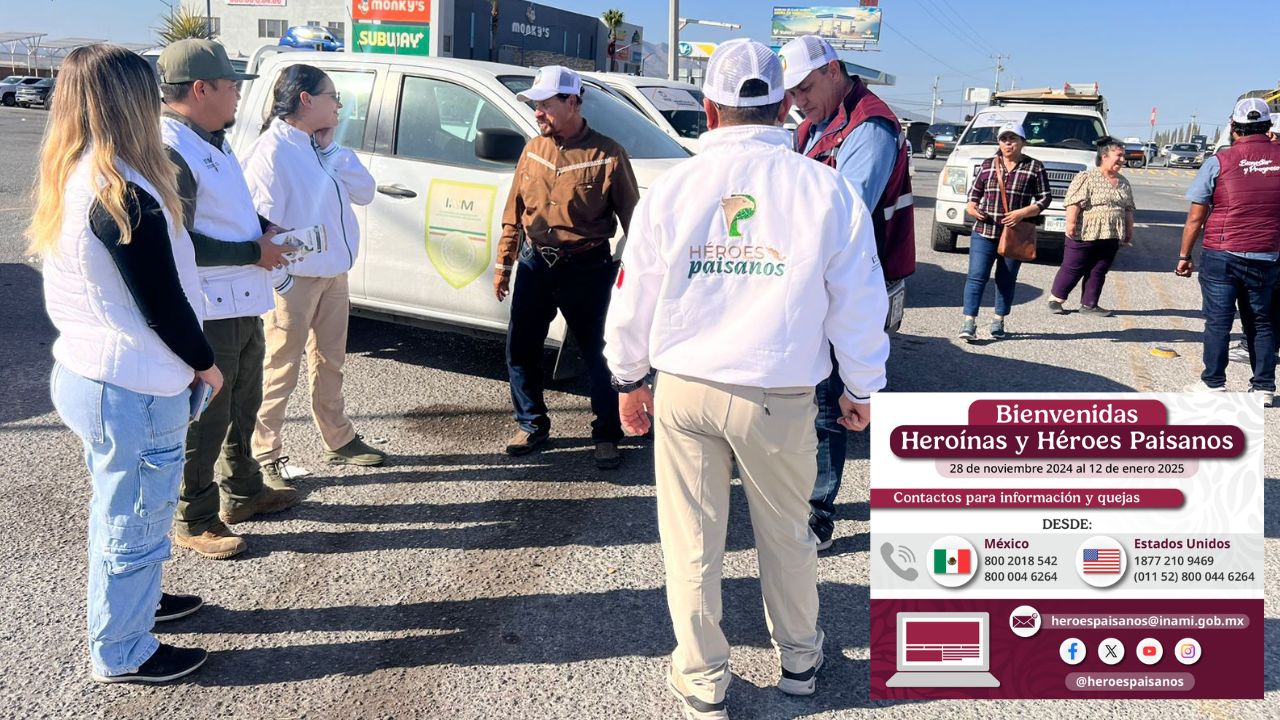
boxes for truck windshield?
[961,111,1105,149]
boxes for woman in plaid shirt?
[960,121,1052,341]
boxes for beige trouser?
[654,372,823,705]
[252,274,357,461]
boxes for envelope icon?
[1011,614,1037,628]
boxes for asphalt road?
[0,106,1275,719]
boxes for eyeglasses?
[997,136,1022,144]
[312,90,342,103]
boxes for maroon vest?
[1203,134,1280,253]
[795,77,916,281]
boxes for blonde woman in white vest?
[29,44,221,683]
[243,64,383,484]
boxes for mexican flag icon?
[933,548,972,575]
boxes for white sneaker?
[1183,380,1227,393]
[1250,388,1275,408]
[667,676,728,720]
[777,649,824,696]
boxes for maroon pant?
[1051,237,1120,308]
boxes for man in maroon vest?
[779,34,915,550]
[1177,98,1280,407]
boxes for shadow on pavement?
[0,263,55,425]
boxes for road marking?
[0,207,27,213]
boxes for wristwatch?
[610,376,646,393]
[1178,255,1192,261]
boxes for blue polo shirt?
[804,116,898,209]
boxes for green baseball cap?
[157,39,257,83]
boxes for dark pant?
[175,316,267,536]
[1198,249,1278,391]
[963,232,1022,317]
[506,244,622,443]
[1051,237,1120,308]
[809,347,845,538]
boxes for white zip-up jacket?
[604,124,889,399]
[242,118,376,279]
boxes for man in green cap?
[158,39,299,560]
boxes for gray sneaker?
[989,317,1008,340]
[1079,304,1113,317]
[1047,299,1067,314]
[325,436,387,466]
[957,318,977,342]
[261,456,292,490]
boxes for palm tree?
[489,0,500,63]
[601,9,624,72]
[156,4,214,45]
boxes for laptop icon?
[886,612,1001,687]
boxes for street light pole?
[207,0,213,38]
[668,0,678,81]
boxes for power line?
[932,0,992,49]
[914,0,988,58]
[881,21,984,80]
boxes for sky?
[8,0,1279,137]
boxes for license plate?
[885,281,906,333]
[1045,216,1066,232]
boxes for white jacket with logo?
[242,118,376,279]
[162,116,280,320]
[604,124,889,399]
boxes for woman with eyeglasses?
[959,121,1052,342]
[242,64,383,485]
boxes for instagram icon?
[1176,638,1201,665]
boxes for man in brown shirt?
[494,65,639,468]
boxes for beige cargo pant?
[654,372,824,706]
[253,274,357,461]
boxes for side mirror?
[475,128,526,163]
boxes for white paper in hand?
[273,225,328,259]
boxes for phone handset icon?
[880,542,919,581]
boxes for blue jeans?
[809,348,844,537]
[1198,249,1278,391]
[51,364,189,676]
[963,232,1022,317]
[506,244,622,442]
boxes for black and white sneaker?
[667,676,728,720]
[777,650,824,696]
[155,593,203,623]
[91,643,208,684]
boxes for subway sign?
[352,0,430,23]
[353,22,430,55]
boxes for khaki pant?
[253,274,356,461]
[654,372,823,705]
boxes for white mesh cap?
[1231,97,1271,124]
[517,65,583,103]
[703,39,785,108]
[779,35,839,89]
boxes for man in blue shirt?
[780,35,904,551]
[1226,114,1280,366]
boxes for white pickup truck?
[931,84,1109,253]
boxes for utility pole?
[991,53,1009,93]
[668,0,679,81]
[207,0,213,38]
[930,75,940,124]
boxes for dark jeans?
[809,347,845,537]
[963,232,1022,317]
[506,243,622,443]
[176,316,266,536]
[1051,237,1120,307]
[1198,249,1278,391]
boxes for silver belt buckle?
[538,245,562,267]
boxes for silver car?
[0,75,42,107]
[1167,143,1203,169]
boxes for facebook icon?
[1060,637,1085,665]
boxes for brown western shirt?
[496,123,639,274]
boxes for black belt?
[526,238,608,267]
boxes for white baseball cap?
[997,121,1026,140]
[703,38,785,108]
[1231,97,1271,124]
[778,35,839,90]
[517,65,582,103]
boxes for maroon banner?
[968,399,1168,426]
[871,598,1263,699]
[890,425,1245,459]
[870,488,1185,509]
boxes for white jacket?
[604,125,890,399]
[242,118,376,279]
[43,156,204,396]
[162,116,281,319]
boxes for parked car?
[1144,142,1159,163]
[231,52,688,373]
[16,78,54,109]
[1123,142,1148,168]
[925,122,965,160]
[279,26,344,52]
[0,75,43,106]
[1160,143,1172,157]
[583,73,705,153]
[1167,142,1204,169]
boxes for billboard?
[352,0,430,24]
[771,6,882,44]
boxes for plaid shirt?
[967,153,1052,239]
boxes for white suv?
[231,52,689,374]
[931,104,1108,253]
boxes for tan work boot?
[173,522,246,560]
[219,487,300,525]
[505,427,549,456]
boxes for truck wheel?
[931,222,957,252]
[1,93,13,106]
[924,145,936,160]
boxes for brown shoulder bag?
[995,161,1038,262]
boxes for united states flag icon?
[1082,548,1121,574]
